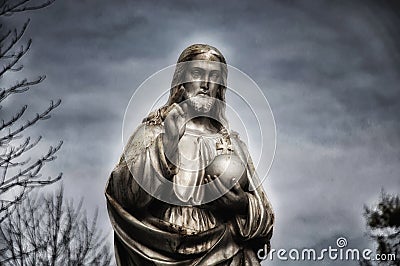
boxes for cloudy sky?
[2,0,400,265]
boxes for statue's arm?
[105,123,177,211]
[106,157,153,211]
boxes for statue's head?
[168,44,228,128]
[143,44,228,128]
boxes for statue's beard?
[187,95,215,113]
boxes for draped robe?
[105,122,274,265]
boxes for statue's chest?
[178,133,218,169]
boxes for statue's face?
[182,53,222,113]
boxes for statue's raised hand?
[162,86,187,159]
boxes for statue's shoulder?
[125,122,163,151]
[119,122,164,165]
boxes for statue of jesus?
[106,44,274,265]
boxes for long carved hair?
[143,44,229,130]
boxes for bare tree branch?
[0,0,63,223]
[0,76,45,104]
[0,0,55,16]
[0,19,30,60]
[0,188,112,265]
[0,37,31,77]
[0,99,61,145]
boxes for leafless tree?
[0,187,112,265]
[0,0,62,222]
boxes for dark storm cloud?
[3,0,399,265]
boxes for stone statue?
[105,44,274,265]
